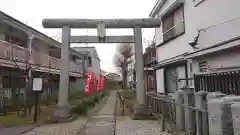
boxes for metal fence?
[194,70,240,95]
[146,91,208,134]
[146,92,177,133]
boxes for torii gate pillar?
[42,18,161,119]
[134,27,145,106]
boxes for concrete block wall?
[173,91,240,135]
[207,95,240,135]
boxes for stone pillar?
[55,26,70,118]
[195,91,208,135]
[134,26,145,106]
[206,92,225,135]
[183,89,196,135]
[175,90,185,132]
[231,101,240,135]
[208,95,240,135]
[207,92,226,102]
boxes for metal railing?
[117,92,125,116]
[163,21,185,42]
[0,40,83,74]
[146,91,208,134]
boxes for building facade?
[150,0,240,94]
[143,43,157,92]
[127,44,136,88]
[72,47,101,77]
[0,11,85,97]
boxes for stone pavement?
[0,124,37,135]
[80,91,117,135]
[22,117,87,135]
[115,116,172,135]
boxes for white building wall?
[197,49,240,72]
[154,0,240,93]
[155,0,240,62]
[88,56,101,78]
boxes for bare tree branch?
[40,59,51,78]
[113,43,134,89]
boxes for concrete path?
[82,90,171,135]
[115,116,172,135]
[0,124,38,135]
[22,117,87,135]
[80,91,117,135]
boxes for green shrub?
[83,98,95,107]
[93,95,100,102]
[71,103,88,115]
[69,90,85,100]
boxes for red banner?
[93,73,98,92]
[84,72,91,95]
[99,74,104,91]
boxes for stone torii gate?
[42,18,161,118]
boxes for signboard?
[32,78,43,91]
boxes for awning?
[153,53,188,69]
[185,36,240,59]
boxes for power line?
[202,16,240,31]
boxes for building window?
[88,56,92,67]
[162,5,185,42]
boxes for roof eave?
[149,0,167,18]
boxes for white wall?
[156,68,165,93]
[196,49,240,72]
[88,56,101,79]
[155,0,240,62]
[154,0,240,93]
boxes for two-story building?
[72,46,101,90]
[0,11,85,97]
[150,0,240,94]
[143,42,157,91]
[72,46,101,77]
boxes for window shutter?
[163,14,174,41]
[174,6,185,36]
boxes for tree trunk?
[122,59,128,90]
[122,70,128,89]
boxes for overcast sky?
[1,0,156,73]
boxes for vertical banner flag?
[97,76,100,92]
[84,72,90,95]
[93,72,98,92]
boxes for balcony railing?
[0,40,82,74]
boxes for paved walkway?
[115,116,171,135]
[0,124,37,135]
[22,117,87,135]
[22,90,170,135]
[79,91,117,135]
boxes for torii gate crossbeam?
[43,18,161,118]
[42,18,161,28]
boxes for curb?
[18,124,41,135]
